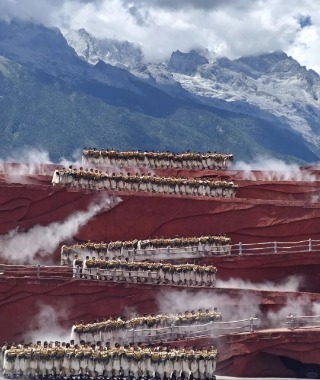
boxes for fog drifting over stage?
[0,0,319,73]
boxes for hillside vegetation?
[0,56,316,163]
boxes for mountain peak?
[235,50,293,74]
[64,28,144,69]
[78,28,88,34]
[168,49,209,75]
[0,19,80,73]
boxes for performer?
[82,256,90,279]
[72,254,81,278]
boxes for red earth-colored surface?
[1,163,320,377]
[216,329,320,377]
[1,269,319,341]
[173,329,320,378]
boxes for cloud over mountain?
[0,0,319,72]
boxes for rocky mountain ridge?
[0,20,318,163]
[65,28,320,156]
[168,50,320,149]
[65,28,144,69]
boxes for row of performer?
[73,308,222,333]
[1,342,218,380]
[51,170,237,198]
[82,148,233,170]
[72,310,222,345]
[73,259,217,287]
[62,235,231,265]
[73,322,223,346]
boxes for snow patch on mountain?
[64,29,144,69]
[60,29,320,153]
[0,20,143,93]
[64,29,318,139]
[3,21,319,157]
[166,51,320,151]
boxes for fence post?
[209,321,214,336]
[76,266,80,278]
[239,242,243,255]
[37,265,40,278]
[309,238,312,252]
[274,241,277,254]
[288,314,295,330]
[250,317,254,332]
[171,324,175,340]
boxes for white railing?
[129,246,230,259]
[129,318,259,343]
[75,318,259,345]
[232,238,320,255]
[0,264,70,279]
[286,314,320,330]
[62,238,320,265]
[0,264,216,288]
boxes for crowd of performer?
[51,169,237,198]
[72,309,222,344]
[61,235,231,265]
[82,148,233,171]
[72,258,217,287]
[1,341,218,380]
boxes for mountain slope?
[0,55,317,163]
[65,29,320,158]
[0,20,318,163]
[65,29,144,69]
[170,51,320,147]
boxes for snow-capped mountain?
[0,20,82,79]
[65,28,320,154]
[64,29,144,69]
[168,50,320,151]
[0,20,319,162]
[0,20,146,93]
[168,50,209,76]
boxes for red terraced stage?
[1,162,320,378]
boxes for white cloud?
[287,24,320,74]
[24,304,71,343]
[233,157,317,182]
[0,0,320,72]
[0,194,121,264]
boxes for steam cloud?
[267,295,313,329]
[157,288,261,323]
[0,147,82,177]
[0,147,154,179]
[4,148,54,165]
[24,304,70,343]
[216,275,303,292]
[157,276,304,326]
[0,194,121,264]
[233,157,318,182]
[24,276,319,343]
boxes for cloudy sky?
[0,0,319,72]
